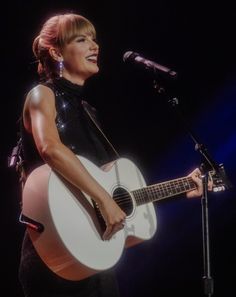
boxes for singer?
[14,10,207,297]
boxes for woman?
[19,12,204,297]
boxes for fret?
[159,182,168,198]
[132,176,197,206]
[132,188,142,205]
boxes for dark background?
[1,1,235,296]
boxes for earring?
[59,60,64,77]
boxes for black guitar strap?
[8,116,26,191]
[81,100,120,159]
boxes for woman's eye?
[77,38,86,42]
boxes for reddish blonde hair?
[32,13,96,79]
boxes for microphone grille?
[123,51,134,62]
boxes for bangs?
[58,15,96,46]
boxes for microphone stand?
[152,81,232,297]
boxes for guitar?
[22,155,226,281]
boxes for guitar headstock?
[208,164,233,193]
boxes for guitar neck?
[132,176,196,205]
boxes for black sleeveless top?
[21,77,117,175]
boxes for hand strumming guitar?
[98,196,126,241]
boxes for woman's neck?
[62,73,85,86]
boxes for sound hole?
[113,187,134,216]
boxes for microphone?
[123,51,177,79]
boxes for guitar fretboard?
[132,176,196,206]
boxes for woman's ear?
[49,47,63,62]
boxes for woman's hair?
[32,13,96,79]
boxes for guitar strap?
[8,117,26,191]
[81,100,120,159]
[81,100,123,214]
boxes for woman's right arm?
[24,85,126,240]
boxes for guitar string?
[109,177,196,205]
[112,177,196,201]
[96,185,197,216]
[94,178,196,216]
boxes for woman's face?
[61,32,99,84]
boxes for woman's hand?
[186,168,213,198]
[98,196,126,241]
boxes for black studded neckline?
[52,77,84,97]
